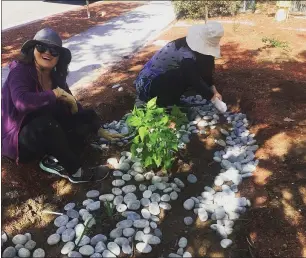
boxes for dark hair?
[174,37,189,50]
[18,45,69,79]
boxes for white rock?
[113,170,123,177]
[118,162,130,171]
[107,158,119,167]
[141,198,151,207]
[113,195,124,206]
[159,202,171,210]
[201,191,214,201]
[2,247,16,258]
[122,174,132,181]
[90,253,102,258]
[150,221,157,229]
[183,199,195,210]
[114,237,129,247]
[174,178,185,188]
[168,253,181,257]
[178,237,188,248]
[144,171,155,180]
[122,185,137,194]
[133,219,149,228]
[122,244,132,255]
[116,204,127,212]
[83,199,94,206]
[75,235,90,246]
[107,242,120,256]
[184,217,194,225]
[102,250,116,258]
[75,224,85,238]
[144,227,151,234]
[68,251,82,258]
[141,209,151,219]
[64,203,76,211]
[148,185,157,192]
[62,228,75,242]
[86,190,100,198]
[12,234,28,245]
[135,231,144,241]
[79,245,94,256]
[112,188,123,196]
[67,209,80,219]
[127,200,141,210]
[187,174,197,183]
[47,234,60,245]
[139,184,147,191]
[123,228,135,237]
[99,194,115,202]
[112,179,125,187]
[122,211,141,221]
[79,208,89,217]
[214,176,224,186]
[15,244,24,251]
[163,187,173,193]
[116,220,133,229]
[177,247,184,255]
[95,241,106,253]
[150,193,161,202]
[151,215,160,222]
[110,228,123,239]
[215,207,226,220]
[61,241,75,255]
[33,248,45,258]
[155,182,166,190]
[18,248,30,258]
[198,208,208,222]
[149,202,160,215]
[66,218,79,229]
[135,174,145,182]
[142,234,161,245]
[170,191,178,200]
[136,243,152,253]
[87,201,100,211]
[24,240,36,250]
[152,176,162,184]
[183,251,192,257]
[161,194,170,202]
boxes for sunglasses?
[35,44,60,57]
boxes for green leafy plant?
[126,97,187,171]
[104,200,115,217]
[262,37,289,49]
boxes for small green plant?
[262,37,289,49]
[126,97,187,171]
[104,200,115,217]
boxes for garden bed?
[2,13,306,258]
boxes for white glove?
[212,98,227,113]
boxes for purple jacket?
[1,61,73,162]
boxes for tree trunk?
[86,0,90,18]
[205,4,208,23]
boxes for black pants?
[18,109,100,175]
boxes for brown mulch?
[1,1,144,67]
[2,13,306,258]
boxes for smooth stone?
[122,174,132,181]
[201,192,214,201]
[62,228,75,242]
[139,184,147,191]
[127,200,141,210]
[122,185,137,194]
[184,217,194,225]
[141,209,151,219]
[161,194,170,202]
[135,174,145,182]
[123,228,135,237]
[87,201,100,211]
[154,228,163,238]
[114,237,129,247]
[90,253,102,258]
[149,202,160,215]
[54,215,69,227]
[133,219,149,228]
[67,209,80,219]
[214,176,224,186]
[61,242,75,255]
[144,227,151,234]
[168,253,182,257]
[33,248,45,258]
[2,247,16,258]
[183,199,195,210]
[116,219,133,229]
[113,170,123,177]
[141,198,151,207]
[75,224,85,238]
[152,176,162,184]
[24,240,36,250]
[214,156,222,162]
[56,225,67,235]
[122,244,132,254]
[15,244,24,251]
[148,185,157,192]
[135,231,144,241]
[122,211,141,220]
[143,190,152,199]
[99,194,115,202]
[107,242,120,256]
[215,207,226,220]
[18,248,30,258]
[110,228,123,239]
[163,187,173,193]
[86,190,100,198]
[113,195,124,206]
[150,222,157,229]
[47,234,60,245]
[151,215,160,222]
[118,162,130,171]
[66,218,79,229]
[12,234,28,245]
[112,188,123,196]
[102,250,116,258]
[142,234,161,245]
[170,191,178,200]
[159,202,171,210]
[174,178,185,188]
[136,243,152,253]
[116,204,127,212]
[112,179,125,187]
[187,174,197,183]
[79,209,89,217]
[68,251,82,258]
[178,237,188,248]
[183,251,192,257]
[95,241,106,253]
[177,247,184,255]
[134,166,144,173]
[155,182,166,190]
[150,193,161,203]
[75,235,90,246]
[144,172,155,181]
[64,203,76,211]
[79,245,94,256]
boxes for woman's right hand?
[53,88,78,114]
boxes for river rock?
[112,179,125,187]
[2,247,16,258]
[12,234,28,245]
[177,248,184,255]
[141,209,151,219]
[112,188,122,196]
[90,234,107,246]
[187,174,197,183]
[91,253,102,258]
[102,250,116,258]
[47,234,60,245]
[133,219,149,228]
[15,244,24,251]
[68,251,82,258]
[116,204,127,212]
[18,248,30,258]
[183,199,195,210]
[33,248,45,258]
[67,209,80,219]
[86,190,100,198]
[61,241,75,255]
[107,242,120,256]
[136,243,152,253]
[116,220,133,229]
[135,174,145,182]
[87,201,101,211]
[159,202,171,210]
[184,217,194,225]
[183,251,192,257]
[64,203,76,211]
[110,228,123,239]
[114,237,129,247]
[122,174,132,181]
[95,241,106,253]
[62,228,75,242]
[148,185,157,192]
[123,228,135,237]
[127,200,140,210]
[143,190,152,199]
[75,235,90,246]
[79,245,94,256]
[83,199,94,206]
[141,198,151,207]
[122,185,137,194]
[99,194,115,202]
[170,191,178,200]
[24,240,36,250]
[149,202,160,215]
[139,184,147,191]
[150,193,161,202]
[161,194,170,202]
[113,170,123,177]
[66,218,79,229]
[174,178,185,188]
[178,237,187,248]
[122,244,132,254]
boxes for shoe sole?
[39,162,110,184]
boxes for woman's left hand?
[211,85,222,101]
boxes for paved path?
[2,0,83,31]
[1,1,176,89]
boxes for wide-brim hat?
[21,28,72,64]
[186,21,224,59]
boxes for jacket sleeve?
[9,66,57,113]
[181,58,214,100]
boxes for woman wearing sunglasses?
[2,28,122,183]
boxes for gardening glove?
[53,88,78,114]
[98,128,125,141]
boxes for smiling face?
[34,44,59,70]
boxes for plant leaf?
[147,97,157,109]
[139,127,147,142]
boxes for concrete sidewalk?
[1,1,176,89]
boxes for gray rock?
[143,190,152,199]
[151,215,160,222]
[144,227,151,234]
[141,209,151,219]
[15,244,24,251]
[141,198,151,207]
[142,234,161,245]
[18,248,30,258]
[95,241,106,253]
[62,228,75,242]
[122,244,132,254]
[187,174,197,183]
[113,170,123,177]
[67,209,80,219]
[83,199,94,206]
[66,218,79,229]
[139,184,147,191]
[161,194,170,202]
[116,204,127,212]
[47,234,60,245]
[64,203,76,211]
[54,215,69,227]
[116,219,133,229]
[86,190,100,198]
[110,228,123,239]
[174,178,185,188]
[114,237,129,247]
[150,193,161,203]
[170,191,178,200]
[87,201,101,211]
[184,217,193,225]
[61,241,75,255]
[112,179,125,187]
[79,245,94,256]
[177,247,184,256]
[99,194,115,202]
[102,250,116,258]
[127,200,141,210]
[168,253,182,257]
[148,185,157,192]
[178,237,188,248]
[24,240,36,250]
[150,221,157,229]
[159,202,171,210]
[133,219,149,228]
[33,248,45,258]
[68,251,82,258]
[112,188,123,196]
[107,242,120,256]
[2,247,16,258]
[149,202,160,215]
[183,199,195,210]
[154,228,163,238]
[122,185,137,194]
[155,182,166,190]
[12,234,28,245]
[135,174,145,182]
[163,187,173,193]
[123,228,135,237]
[90,253,102,258]
[122,174,132,181]
[75,235,90,247]
[183,251,192,257]
[136,243,152,253]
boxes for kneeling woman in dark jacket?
[135,21,226,112]
[1,28,122,183]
